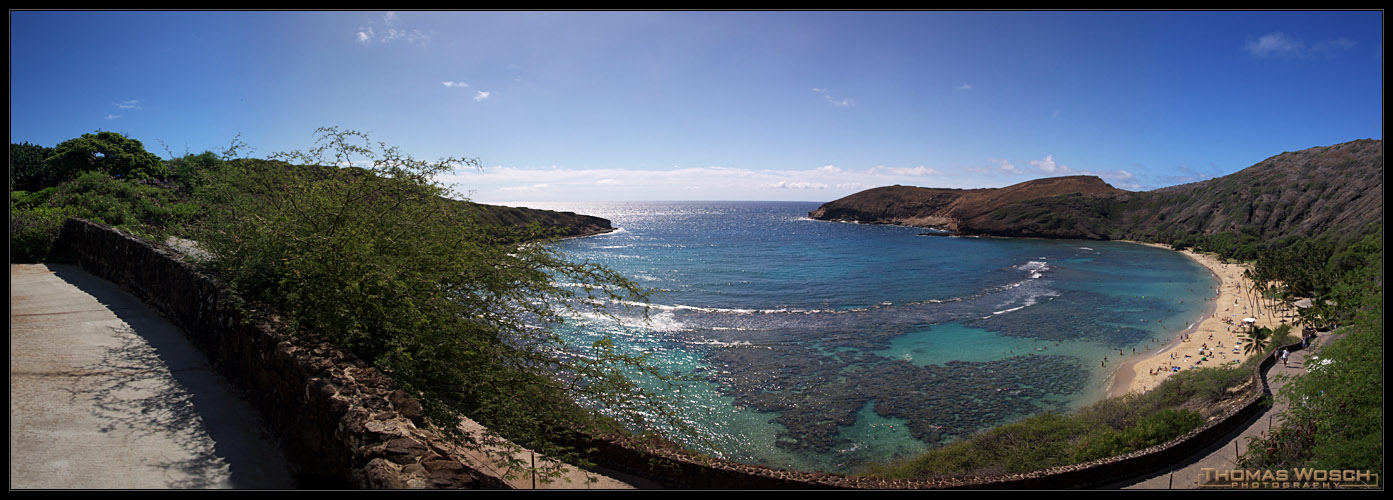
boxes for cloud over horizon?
[446,161,967,202]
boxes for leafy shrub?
[1071,409,1204,462]
[165,150,225,193]
[190,127,693,476]
[10,186,57,210]
[9,204,80,262]
[44,171,182,233]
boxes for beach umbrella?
[1243,318,1257,323]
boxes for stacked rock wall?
[55,219,505,489]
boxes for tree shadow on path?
[52,265,296,489]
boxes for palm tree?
[1241,326,1271,357]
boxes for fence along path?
[1117,330,1337,489]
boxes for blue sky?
[9,10,1383,203]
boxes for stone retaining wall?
[54,219,507,489]
[52,218,1304,489]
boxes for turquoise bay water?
[514,201,1216,473]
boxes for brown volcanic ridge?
[809,175,1126,237]
[809,138,1383,243]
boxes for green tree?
[165,150,224,193]
[192,127,695,477]
[1241,326,1271,357]
[44,131,167,184]
[9,141,55,191]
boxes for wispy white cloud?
[1244,32,1357,58]
[988,158,1022,175]
[442,81,490,102]
[1148,162,1217,188]
[498,183,550,192]
[964,158,1024,176]
[382,28,430,46]
[356,12,430,46]
[958,83,973,91]
[104,99,142,120]
[1024,155,1140,189]
[1030,155,1068,174]
[1092,170,1139,190]
[870,165,940,176]
[1311,37,1357,54]
[765,180,830,190]
[812,87,854,107]
[1244,32,1303,58]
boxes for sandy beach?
[1105,242,1292,398]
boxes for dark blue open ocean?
[516,201,1216,473]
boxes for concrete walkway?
[1115,330,1336,489]
[10,264,296,489]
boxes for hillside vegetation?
[1117,139,1382,252]
[811,139,1383,252]
[11,136,611,262]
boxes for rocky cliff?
[463,201,614,238]
[809,175,1125,238]
[809,139,1383,244]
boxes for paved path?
[1115,330,1336,489]
[10,264,296,489]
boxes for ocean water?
[511,201,1217,473]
